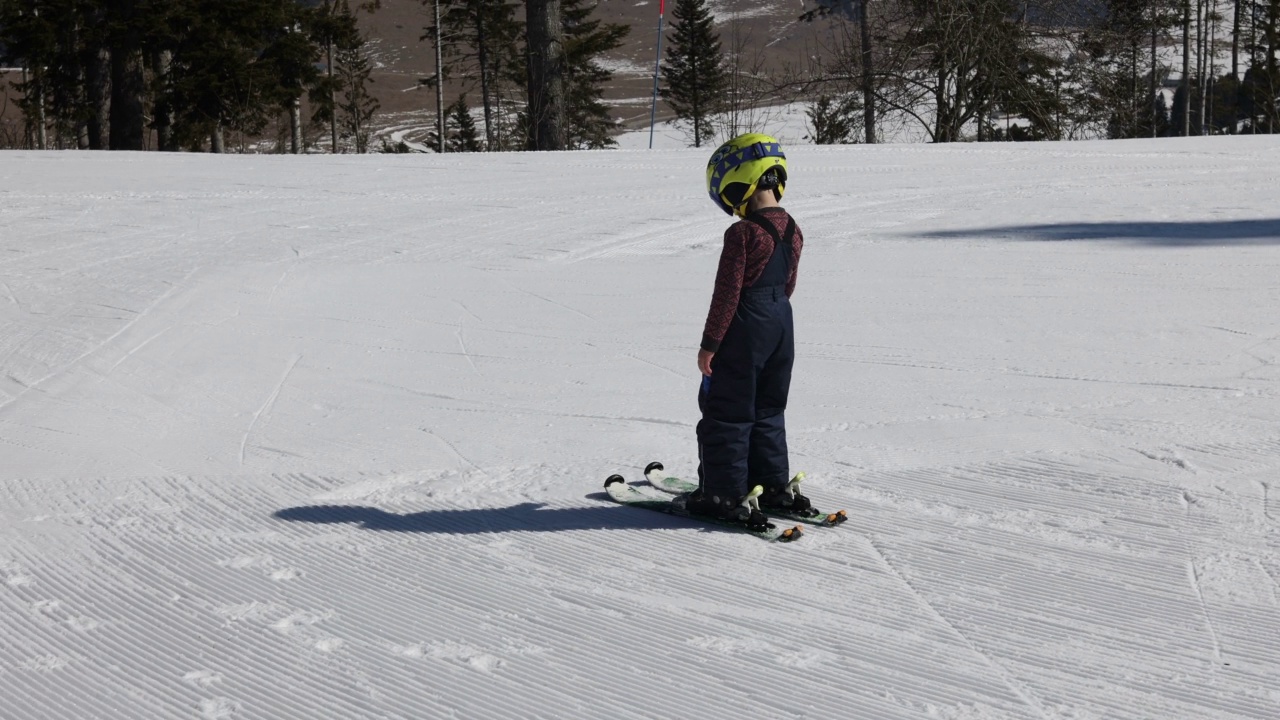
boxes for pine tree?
[155,0,326,151]
[805,94,860,144]
[1239,0,1279,133]
[427,94,482,151]
[0,0,360,152]
[1171,79,1203,135]
[425,0,522,150]
[267,5,321,153]
[0,0,59,148]
[107,0,147,150]
[157,0,271,150]
[451,94,483,151]
[660,0,727,148]
[0,0,113,149]
[561,0,628,149]
[1154,90,1172,136]
[1077,0,1182,140]
[333,1,378,153]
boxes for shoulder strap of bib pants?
[744,213,795,287]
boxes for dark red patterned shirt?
[701,207,803,352]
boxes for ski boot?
[758,473,813,513]
[759,473,848,526]
[683,485,770,533]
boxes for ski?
[642,462,848,528]
[604,475,802,543]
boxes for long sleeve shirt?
[700,207,803,353]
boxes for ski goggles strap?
[709,141,786,187]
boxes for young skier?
[686,133,807,532]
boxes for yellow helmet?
[706,133,788,217]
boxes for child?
[686,134,807,531]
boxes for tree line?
[421,0,628,152]
[0,0,626,152]
[0,0,388,151]
[661,0,1280,145]
[3,0,1277,151]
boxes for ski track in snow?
[2,139,1280,718]
[859,534,1051,719]
[240,354,302,466]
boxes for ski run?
[2,137,1280,718]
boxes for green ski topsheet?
[604,476,801,542]
[642,464,847,527]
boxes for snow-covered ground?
[2,137,1279,719]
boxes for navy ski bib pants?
[697,214,796,502]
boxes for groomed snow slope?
[2,139,1279,719]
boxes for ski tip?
[604,474,625,489]
[644,461,664,476]
[779,525,803,542]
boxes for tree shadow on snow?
[926,218,1280,247]
[273,493,683,535]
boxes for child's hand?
[698,350,715,377]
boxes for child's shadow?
[273,492,680,534]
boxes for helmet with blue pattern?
[705,133,788,217]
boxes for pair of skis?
[604,462,847,543]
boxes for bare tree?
[797,1,878,142]
[1182,0,1191,135]
[870,0,1059,142]
[717,16,783,140]
[858,0,876,142]
[1194,0,1201,133]
[433,0,445,152]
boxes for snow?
[2,137,1280,718]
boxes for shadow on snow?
[273,493,689,534]
[926,218,1280,246]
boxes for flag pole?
[648,0,665,149]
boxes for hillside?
[3,136,1279,718]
